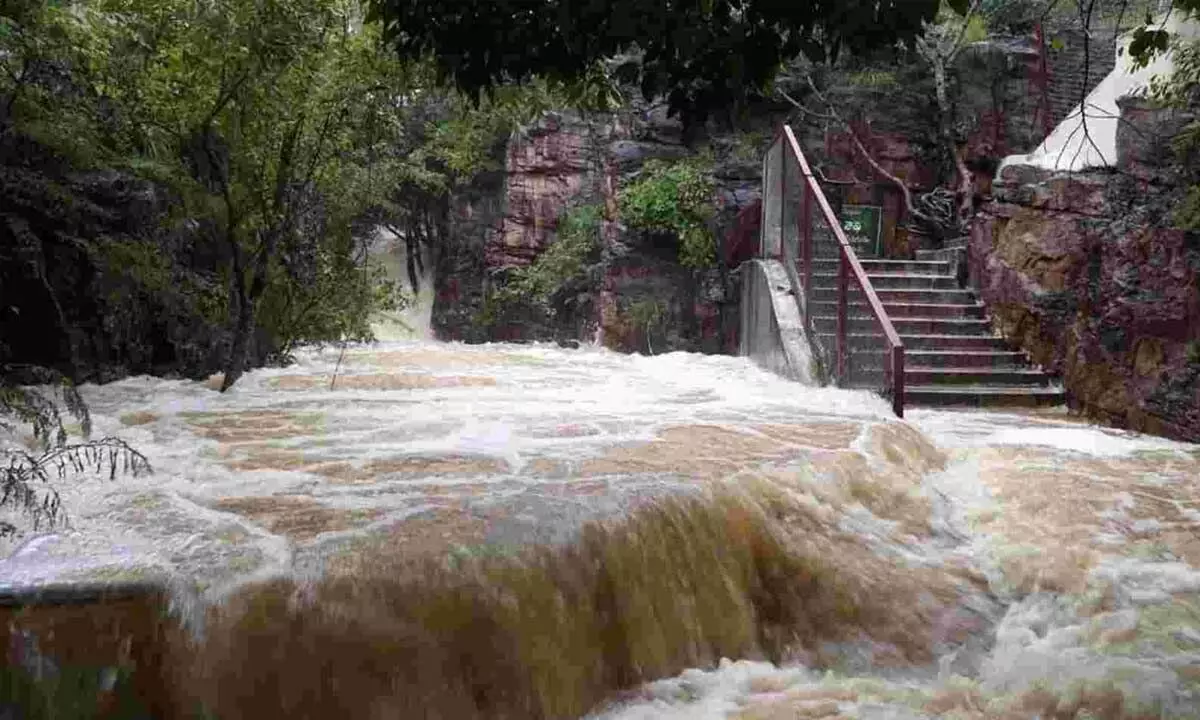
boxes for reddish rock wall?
[433,29,1112,354]
[970,100,1200,441]
[808,37,1049,256]
[432,107,749,354]
[489,114,616,270]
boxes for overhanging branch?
[778,83,938,227]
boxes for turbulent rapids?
[2,340,1199,718]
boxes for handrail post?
[884,344,894,402]
[779,124,905,416]
[801,180,813,332]
[891,345,905,418]
[836,251,848,384]
[777,138,787,262]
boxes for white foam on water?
[907,408,1193,458]
[4,338,1200,717]
[2,344,1193,592]
[0,340,894,592]
[983,426,1188,457]
[587,659,815,720]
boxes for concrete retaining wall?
[738,259,818,385]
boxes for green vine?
[493,204,603,314]
[94,240,173,296]
[1148,37,1200,230]
[626,298,665,354]
[618,156,717,269]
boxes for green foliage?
[846,70,898,87]
[626,299,665,354]
[1145,33,1200,230]
[493,204,602,314]
[618,156,717,269]
[1176,184,1200,231]
[1,0,513,380]
[1150,39,1200,106]
[1,365,150,538]
[258,249,409,360]
[728,131,769,163]
[1186,341,1200,365]
[369,0,942,126]
[94,240,174,298]
[962,13,990,43]
[1131,28,1174,69]
[1130,0,1200,68]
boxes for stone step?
[811,272,959,290]
[848,367,1054,388]
[813,315,995,337]
[810,286,977,305]
[810,300,985,319]
[817,332,1013,352]
[898,385,1066,408]
[841,349,1031,370]
[915,245,967,262]
[811,250,880,263]
[809,258,951,275]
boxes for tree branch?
[780,82,938,226]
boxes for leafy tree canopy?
[368,0,944,126]
[1,0,575,387]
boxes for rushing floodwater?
[3,339,1199,717]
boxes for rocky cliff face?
[0,133,256,384]
[432,104,768,354]
[430,32,1108,356]
[799,36,1049,254]
[970,98,1200,441]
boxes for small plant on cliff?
[626,299,666,355]
[618,156,717,269]
[728,131,769,164]
[494,204,603,315]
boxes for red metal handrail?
[767,125,906,417]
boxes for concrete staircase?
[806,239,1064,408]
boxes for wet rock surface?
[0,133,261,384]
[971,100,1200,443]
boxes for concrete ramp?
[738,259,818,385]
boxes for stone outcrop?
[431,29,1123,356]
[432,104,763,354]
[432,151,511,345]
[0,133,258,384]
[970,99,1200,441]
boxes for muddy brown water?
[1,341,1197,718]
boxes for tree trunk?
[219,281,256,392]
[220,229,279,392]
[405,231,421,293]
[931,56,975,235]
[219,244,252,391]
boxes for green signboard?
[840,205,882,257]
